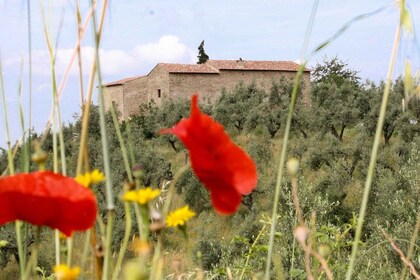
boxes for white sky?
[0,0,419,148]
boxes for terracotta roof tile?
[159,63,219,74]
[206,60,308,72]
[104,59,308,87]
[103,75,144,87]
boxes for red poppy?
[161,94,257,214]
[0,171,97,236]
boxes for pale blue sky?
[0,0,419,148]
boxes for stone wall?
[168,70,311,103]
[103,85,123,117]
[147,65,170,106]
[121,76,147,119]
[104,67,311,120]
[169,73,220,103]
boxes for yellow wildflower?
[54,264,81,280]
[131,237,152,256]
[75,169,105,188]
[59,231,69,240]
[123,190,138,202]
[166,205,196,228]
[122,187,160,205]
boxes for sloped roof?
[158,63,219,73]
[103,75,144,87]
[206,60,308,72]
[103,59,308,86]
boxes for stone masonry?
[103,59,310,120]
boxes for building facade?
[103,59,310,120]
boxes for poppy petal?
[210,187,242,215]
[161,94,257,214]
[0,171,97,236]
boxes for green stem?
[20,0,32,264]
[67,236,74,266]
[110,103,133,181]
[102,210,115,280]
[15,222,25,279]
[134,203,144,238]
[289,215,298,279]
[140,206,150,241]
[55,230,61,265]
[0,55,24,279]
[22,227,41,280]
[264,1,318,278]
[90,0,113,209]
[0,57,15,175]
[108,87,136,279]
[400,213,420,280]
[149,235,163,280]
[163,164,190,216]
[264,67,305,279]
[239,224,268,280]
[88,1,113,278]
[27,0,33,147]
[345,22,401,280]
[80,230,91,279]
[111,202,132,280]
[148,164,189,279]
[126,120,136,167]
[80,230,92,280]
[40,2,64,266]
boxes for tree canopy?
[197,40,209,64]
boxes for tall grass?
[0,1,419,279]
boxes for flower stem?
[88,1,113,278]
[110,103,133,181]
[111,202,132,280]
[345,19,401,280]
[263,1,317,278]
[239,224,268,280]
[80,230,92,280]
[15,222,25,279]
[55,230,61,265]
[22,227,41,280]
[66,236,74,266]
[0,55,25,279]
[102,210,115,280]
[400,213,420,280]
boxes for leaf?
[289,268,305,277]
[400,5,413,35]
[404,60,413,99]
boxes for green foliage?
[1,59,420,279]
[176,170,211,214]
[197,40,210,64]
[310,59,363,142]
[365,78,420,145]
[214,82,264,132]
[195,240,223,270]
[311,56,360,87]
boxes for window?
[157,89,161,98]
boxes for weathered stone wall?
[104,67,311,120]
[168,73,220,102]
[168,70,311,103]
[147,65,170,105]
[103,85,123,117]
[121,76,147,119]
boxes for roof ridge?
[103,75,144,87]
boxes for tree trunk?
[330,126,339,139]
[384,126,395,145]
[167,138,178,152]
[339,125,347,142]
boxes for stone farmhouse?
[103,59,310,120]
